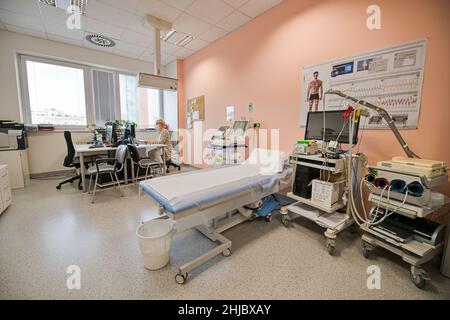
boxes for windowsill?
[27,127,158,135]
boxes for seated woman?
[147,119,176,172]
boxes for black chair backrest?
[127,144,140,163]
[63,131,75,167]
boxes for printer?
[378,157,447,179]
[0,121,28,150]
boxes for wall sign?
[300,39,427,129]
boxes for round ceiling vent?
[85,34,116,48]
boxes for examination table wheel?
[222,248,232,257]
[175,273,188,285]
[281,215,291,227]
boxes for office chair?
[166,159,181,173]
[166,131,181,173]
[127,144,162,181]
[86,144,127,204]
[56,131,83,190]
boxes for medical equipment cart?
[281,153,363,255]
[361,164,448,289]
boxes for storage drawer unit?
[0,165,12,214]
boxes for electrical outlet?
[248,102,253,113]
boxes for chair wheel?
[56,185,61,190]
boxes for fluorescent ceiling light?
[38,0,87,15]
[175,35,194,47]
[161,30,177,42]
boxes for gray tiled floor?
[0,177,449,299]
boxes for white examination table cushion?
[140,164,291,214]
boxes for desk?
[74,144,166,192]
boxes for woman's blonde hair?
[156,119,166,128]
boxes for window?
[93,69,117,127]
[19,55,178,130]
[22,58,87,126]
[119,75,162,128]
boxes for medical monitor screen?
[233,120,248,136]
[304,111,360,144]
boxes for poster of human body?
[300,39,427,129]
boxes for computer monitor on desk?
[304,110,360,144]
[232,120,249,136]
[106,124,118,144]
[124,124,136,143]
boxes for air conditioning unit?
[138,73,178,91]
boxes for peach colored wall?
[183,0,450,196]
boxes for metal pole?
[154,28,161,76]
[326,90,420,159]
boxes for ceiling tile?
[85,17,123,39]
[120,29,153,47]
[184,38,208,51]
[113,49,142,59]
[114,40,146,55]
[4,24,46,39]
[140,49,154,62]
[45,21,84,41]
[216,11,250,32]
[162,53,176,65]
[187,0,234,25]
[136,0,182,22]
[174,47,194,59]
[159,0,195,11]
[222,0,249,8]
[198,26,227,42]
[127,14,154,34]
[239,0,282,18]
[48,34,83,46]
[38,2,72,25]
[161,41,180,55]
[98,0,140,13]
[0,10,45,32]
[0,0,40,18]
[173,13,210,36]
[86,0,134,28]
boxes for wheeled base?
[175,225,232,285]
[361,232,442,289]
[280,206,354,255]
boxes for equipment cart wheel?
[326,239,336,256]
[175,273,188,285]
[326,243,335,255]
[362,241,371,259]
[281,215,291,227]
[222,248,232,257]
[349,223,359,234]
[410,267,426,289]
[265,214,273,222]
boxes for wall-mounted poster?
[187,95,205,121]
[300,39,427,129]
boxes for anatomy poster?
[300,39,427,129]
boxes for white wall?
[0,30,175,174]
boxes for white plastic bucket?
[136,219,175,270]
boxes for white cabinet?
[0,165,12,214]
[0,150,30,189]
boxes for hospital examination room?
[0,0,450,303]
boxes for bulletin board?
[300,39,427,129]
[187,95,205,122]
